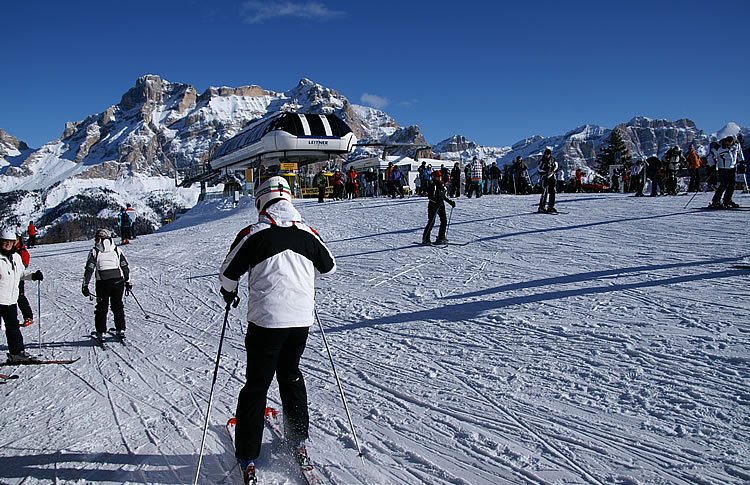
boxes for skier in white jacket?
[709,135,745,208]
[0,227,43,362]
[219,176,336,485]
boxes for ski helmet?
[255,176,292,212]
[95,228,113,240]
[0,227,17,241]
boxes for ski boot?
[546,207,558,214]
[434,238,448,245]
[295,441,313,467]
[537,206,547,213]
[724,200,740,208]
[707,201,724,209]
[7,351,40,363]
[421,239,432,246]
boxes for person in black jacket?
[449,162,462,197]
[537,149,559,213]
[422,171,456,245]
[646,156,664,196]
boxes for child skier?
[13,232,34,327]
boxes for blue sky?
[2,0,748,149]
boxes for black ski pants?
[0,304,25,355]
[449,180,461,198]
[466,181,482,198]
[688,168,700,192]
[94,278,126,333]
[423,203,447,243]
[17,281,32,320]
[539,176,556,209]
[235,323,309,461]
[649,174,664,196]
[713,168,736,205]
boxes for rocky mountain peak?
[0,128,30,152]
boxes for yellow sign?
[280,163,298,171]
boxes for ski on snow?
[699,206,750,211]
[264,407,324,485]
[108,328,127,346]
[226,418,257,484]
[416,241,470,248]
[0,357,80,367]
[534,210,569,215]
[226,408,325,485]
[90,332,107,349]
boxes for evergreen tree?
[595,129,632,177]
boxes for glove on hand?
[125,281,133,294]
[448,200,456,208]
[221,287,238,305]
[81,285,90,297]
[31,270,44,281]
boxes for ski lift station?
[209,112,358,171]
[345,156,448,193]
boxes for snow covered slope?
[1,189,749,484]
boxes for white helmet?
[0,227,17,241]
[255,176,292,212]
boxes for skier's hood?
[258,199,302,227]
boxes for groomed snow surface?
[1,191,749,485]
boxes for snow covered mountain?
[0,76,419,239]
[434,117,748,183]
[0,74,747,241]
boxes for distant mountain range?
[0,75,746,240]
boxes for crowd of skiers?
[620,134,747,208]
[308,155,590,204]
[0,204,139,363]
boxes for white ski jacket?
[0,251,32,306]
[83,238,130,284]
[220,200,336,329]
[710,143,744,170]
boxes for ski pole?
[314,306,365,465]
[684,190,699,209]
[128,289,150,320]
[445,206,454,239]
[193,301,233,485]
[37,281,42,354]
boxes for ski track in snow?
[1,192,749,484]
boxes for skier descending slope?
[219,176,337,485]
